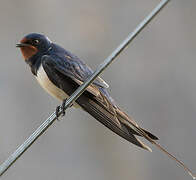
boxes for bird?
[16,33,158,151]
[16,33,195,178]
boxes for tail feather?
[141,128,159,140]
[127,127,158,140]
[53,61,195,179]
[79,97,195,178]
[121,123,152,152]
[77,94,154,151]
[115,107,195,179]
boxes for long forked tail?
[54,61,194,178]
[116,108,195,179]
[74,85,195,179]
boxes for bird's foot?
[55,99,73,120]
[55,105,61,120]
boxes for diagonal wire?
[0,0,170,177]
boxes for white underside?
[36,65,80,107]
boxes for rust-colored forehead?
[20,37,28,43]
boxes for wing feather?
[41,54,158,151]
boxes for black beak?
[16,43,30,48]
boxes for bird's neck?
[26,45,53,76]
[26,52,42,76]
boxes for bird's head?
[16,33,52,61]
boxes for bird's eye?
[33,39,39,45]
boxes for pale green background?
[0,0,195,180]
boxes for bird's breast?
[36,65,69,100]
[35,64,79,107]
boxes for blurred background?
[0,0,196,179]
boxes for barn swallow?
[16,33,195,178]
